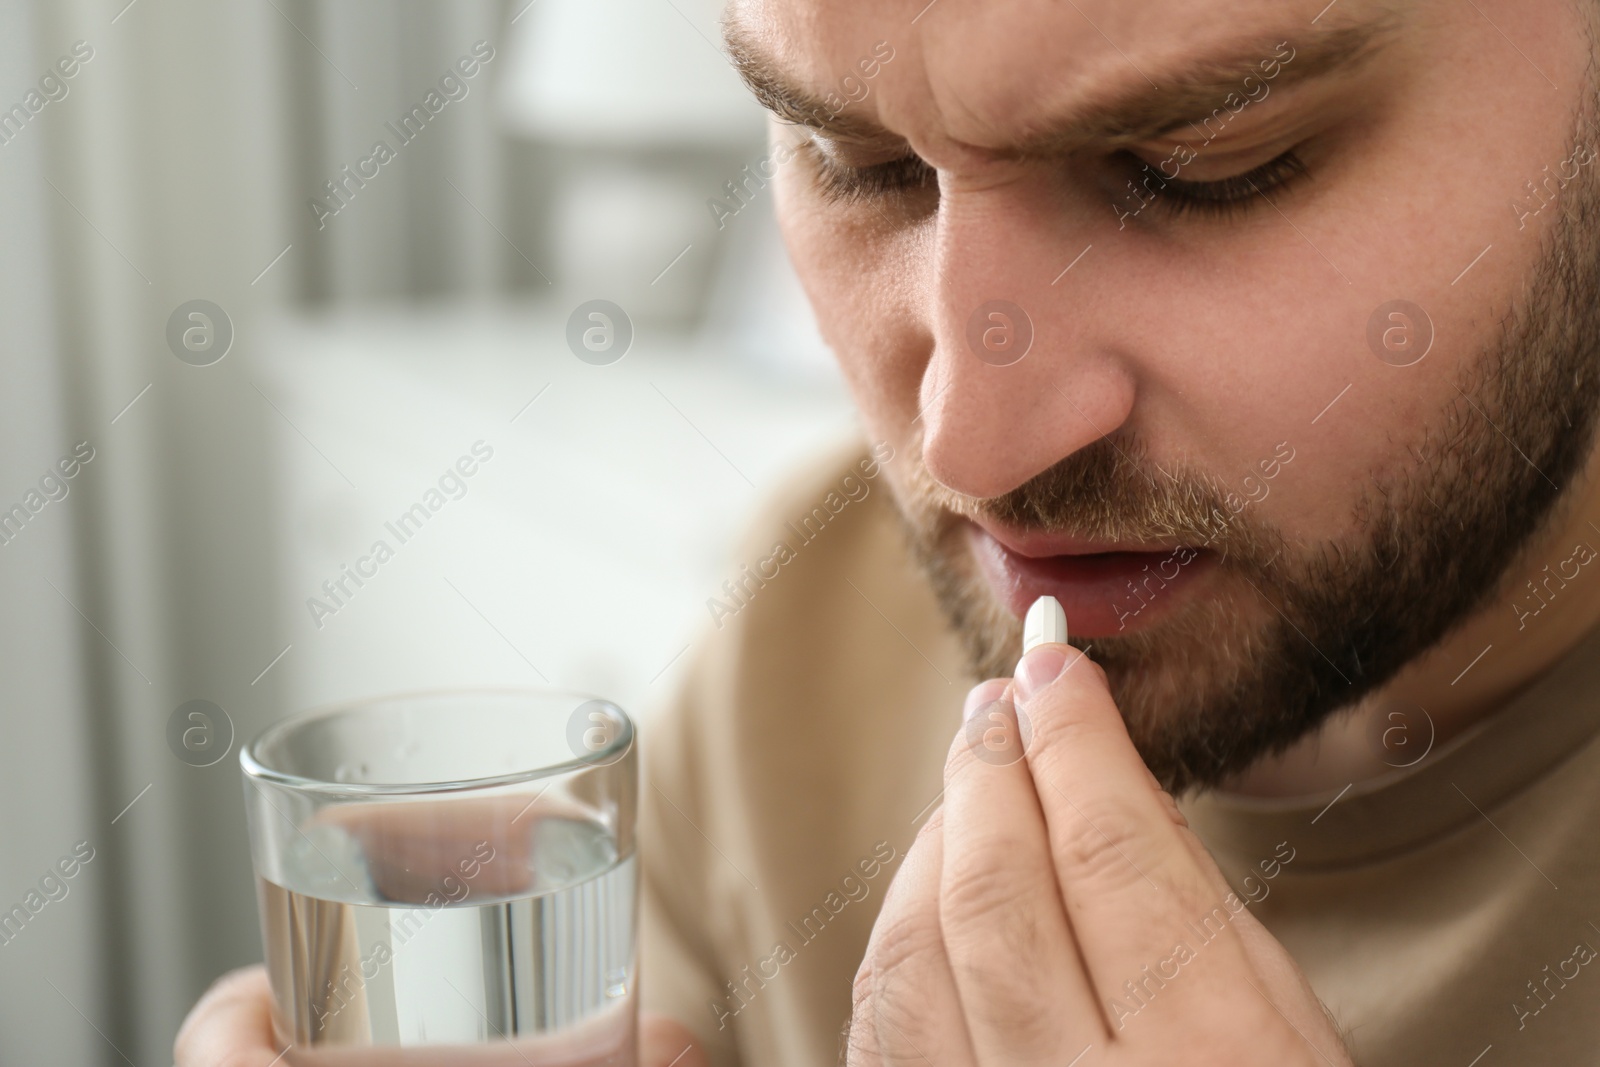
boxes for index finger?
[311,794,597,903]
[1012,644,1256,1009]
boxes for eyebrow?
[724,14,1399,158]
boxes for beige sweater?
[639,439,1600,1067]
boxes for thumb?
[641,1013,708,1067]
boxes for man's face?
[729,0,1600,792]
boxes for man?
[179,0,1600,1064]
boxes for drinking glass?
[241,689,637,1066]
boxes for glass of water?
[241,689,637,1066]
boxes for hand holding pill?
[844,595,1352,1066]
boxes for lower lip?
[965,524,1217,637]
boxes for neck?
[1223,449,1600,799]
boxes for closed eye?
[1124,149,1311,220]
[798,137,936,205]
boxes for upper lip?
[966,517,1184,559]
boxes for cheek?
[1093,228,1433,545]
[1128,282,1433,542]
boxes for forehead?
[726,0,1395,151]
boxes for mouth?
[964,519,1218,638]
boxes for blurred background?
[0,0,857,1061]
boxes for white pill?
[1022,594,1068,654]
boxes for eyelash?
[800,135,1312,220]
[800,138,936,205]
[1129,149,1311,219]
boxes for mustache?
[908,436,1281,563]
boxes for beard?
[890,108,1600,797]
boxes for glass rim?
[240,686,635,798]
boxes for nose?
[918,179,1135,501]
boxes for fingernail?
[963,678,1009,722]
[1014,645,1069,703]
